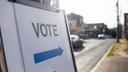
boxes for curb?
[90,43,114,72]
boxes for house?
[85,23,108,38]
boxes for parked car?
[98,34,105,39]
[70,35,84,48]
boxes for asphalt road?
[74,39,115,72]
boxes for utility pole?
[116,0,120,43]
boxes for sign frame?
[63,11,78,72]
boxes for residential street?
[74,39,115,72]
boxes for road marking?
[34,47,63,64]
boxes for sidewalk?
[94,57,128,72]
[94,39,128,72]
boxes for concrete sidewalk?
[94,39,128,72]
[94,57,128,72]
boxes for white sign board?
[14,3,76,72]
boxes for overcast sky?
[60,0,128,28]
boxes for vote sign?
[14,3,76,72]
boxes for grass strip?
[124,39,128,53]
[107,42,120,57]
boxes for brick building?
[67,13,85,35]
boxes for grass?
[124,39,128,53]
[107,42,120,57]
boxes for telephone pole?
[116,0,120,43]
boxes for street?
[74,39,115,72]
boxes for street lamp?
[116,0,120,43]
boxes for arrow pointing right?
[34,47,63,64]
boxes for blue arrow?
[34,47,63,64]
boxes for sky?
[59,0,128,28]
